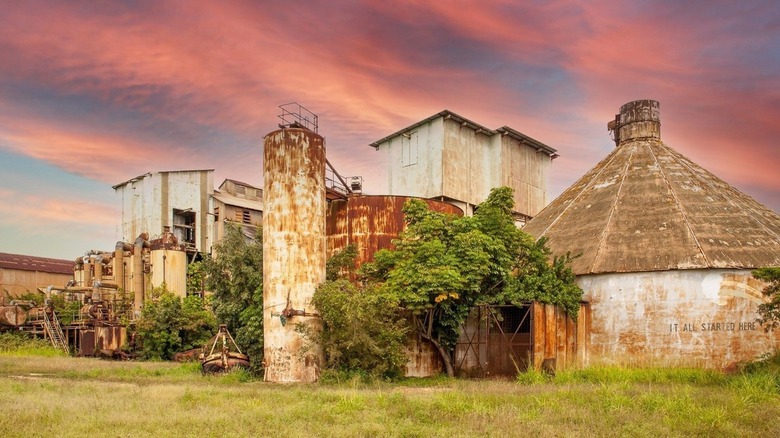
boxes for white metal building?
[370,110,558,223]
[113,170,215,257]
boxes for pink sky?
[1,0,778,259]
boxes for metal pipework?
[115,241,132,294]
[133,233,150,315]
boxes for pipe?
[115,241,132,294]
[94,255,104,282]
[83,257,93,289]
[93,281,119,289]
[133,233,150,316]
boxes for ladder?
[43,311,69,354]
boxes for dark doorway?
[454,305,533,377]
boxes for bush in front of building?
[135,288,216,360]
[753,267,780,331]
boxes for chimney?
[608,100,661,146]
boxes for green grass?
[0,332,67,357]
[0,348,778,437]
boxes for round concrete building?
[524,100,780,369]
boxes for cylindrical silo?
[263,128,326,383]
[326,195,463,267]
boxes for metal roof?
[370,110,557,156]
[524,139,780,275]
[0,252,74,275]
[213,190,263,211]
[112,169,215,189]
[219,178,262,191]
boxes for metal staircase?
[43,311,69,353]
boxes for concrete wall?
[0,268,73,297]
[579,269,780,369]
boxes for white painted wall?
[115,170,214,254]
[383,118,444,199]
[579,269,780,369]
[377,115,553,218]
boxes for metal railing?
[278,102,318,133]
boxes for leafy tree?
[361,187,582,376]
[753,267,780,331]
[202,223,264,371]
[186,261,207,296]
[313,278,408,379]
[325,244,358,281]
[13,291,81,325]
[135,288,216,360]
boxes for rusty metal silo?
[263,127,326,383]
[326,195,463,266]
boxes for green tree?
[313,278,408,379]
[753,267,780,331]
[361,187,583,376]
[202,223,264,371]
[135,288,216,360]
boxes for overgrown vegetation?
[0,353,777,437]
[0,331,65,357]
[357,187,582,376]
[313,279,408,379]
[753,267,780,331]
[201,223,264,372]
[135,287,216,360]
[10,291,82,325]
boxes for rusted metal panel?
[79,330,95,357]
[403,332,442,377]
[566,311,576,368]
[454,306,488,377]
[580,269,780,369]
[263,128,326,383]
[556,306,566,364]
[95,325,126,351]
[0,305,27,326]
[326,195,462,266]
[455,305,534,377]
[532,302,545,370]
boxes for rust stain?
[263,128,326,383]
[326,195,462,267]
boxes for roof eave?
[369,110,496,149]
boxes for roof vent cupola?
[608,99,661,146]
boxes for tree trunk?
[415,316,455,377]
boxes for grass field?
[0,343,778,437]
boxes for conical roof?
[524,100,780,275]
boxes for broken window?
[172,208,196,247]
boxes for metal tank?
[263,127,326,383]
[150,228,187,298]
[326,195,463,266]
[326,195,462,376]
